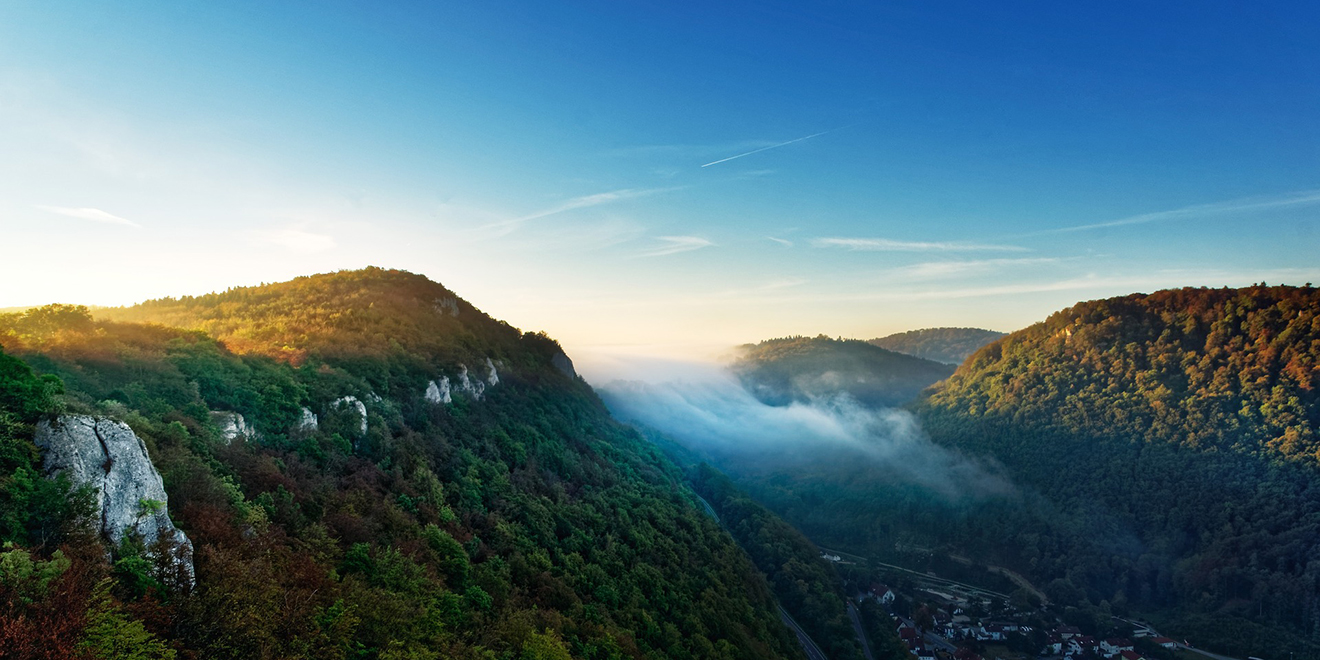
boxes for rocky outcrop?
[456,365,486,400]
[35,415,194,583]
[210,411,256,444]
[425,377,453,404]
[332,396,368,435]
[551,350,576,379]
[434,297,460,317]
[296,407,318,432]
[426,358,503,404]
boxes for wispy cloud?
[636,235,714,258]
[515,188,669,223]
[35,205,140,228]
[812,237,1027,252]
[767,236,794,247]
[903,257,1061,278]
[1046,189,1320,234]
[701,130,832,168]
[248,227,335,253]
[478,187,676,239]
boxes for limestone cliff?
[35,415,194,582]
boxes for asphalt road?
[847,602,875,660]
[779,605,829,660]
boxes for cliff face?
[35,415,194,582]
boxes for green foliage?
[81,580,177,660]
[0,543,70,604]
[521,629,573,660]
[0,345,89,549]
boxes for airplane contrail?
[700,130,832,168]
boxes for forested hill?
[0,268,804,660]
[96,267,524,367]
[918,285,1320,658]
[869,327,1005,365]
[734,336,955,408]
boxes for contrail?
[700,130,832,168]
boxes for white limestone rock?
[35,415,194,584]
[457,364,485,400]
[332,396,368,436]
[427,359,502,405]
[425,377,452,404]
[297,407,318,432]
[434,297,460,317]
[210,411,256,445]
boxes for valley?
[1,272,1318,660]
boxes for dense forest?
[674,287,1320,659]
[733,337,954,408]
[869,329,1005,366]
[918,285,1320,658]
[0,268,806,660]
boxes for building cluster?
[1042,626,1179,660]
[864,582,1184,660]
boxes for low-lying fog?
[581,351,1012,502]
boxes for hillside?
[733,336,955,408]
[0,268,805,660]
[917,285,1320,658]
[869,328,1005,365]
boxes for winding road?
[847,602,875,660]
[779,605,829,660]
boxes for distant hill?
[869,327,1005,365]
[733,335,955,408]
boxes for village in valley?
[825,549,1215,660]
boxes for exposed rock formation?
[425,377,453,404]
[426,358,503,404]
[35,415,194,583]
[297,407,318,432]
[332,396,368,435]
[457,365,485,400]
[210,411,256,444]
[434,297,460,317]
[551,350,576,379]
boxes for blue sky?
[1,1,1318,365]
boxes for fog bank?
[596,359,1012,502]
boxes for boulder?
[35,415,194,583]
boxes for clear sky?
[2,1,1318,363]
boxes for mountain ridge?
[869,327,1005,366]
[0,267,810,659]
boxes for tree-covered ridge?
[0,271,805,660]
[869,328,1005,366]
[916,285,1320,658]
[96,267,521,368]
[929,285,1320,464]
[733,336,955,408]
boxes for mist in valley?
[593,357,1013,503]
